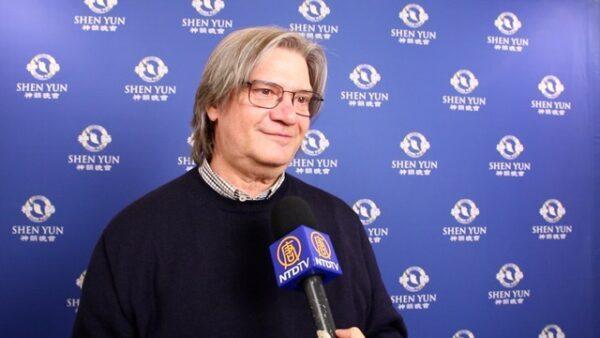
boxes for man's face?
[208,47,312,174]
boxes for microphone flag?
[269,225,342,289]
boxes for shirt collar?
[198,159,285,202]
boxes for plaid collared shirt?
[198,159,285,202]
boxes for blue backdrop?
[1,1,599,337]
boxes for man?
[73,26,407,338]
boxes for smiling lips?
[261,130,295,144]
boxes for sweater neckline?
[187,166,291,213]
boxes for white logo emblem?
[496,263,524,288]
[78,125,112,152]
[399,4,429,28]
[352,199,381,226]
[399,266,430,292]
[192,0,225,16]
[298,0,331,23]
[450,69,479,94]
[451,199,480,225]
[21,195,56,223]
[494,12,522,35]
[187,134,195,147]
[400,132,430,158]
[539,199,566,224]
[302,129,330,156]
[349,64,381,90]
[539,324,565,338]
[453,330,475,338]
[84,0,118,14]
[538,75,565,99]
[496,135,524,160]
[26,54,60,81]
[134,56,169,83]
[76,270,87,289]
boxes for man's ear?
[206,105,219,122]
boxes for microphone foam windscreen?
[270,196,318,240]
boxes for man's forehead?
[250,47,312,91]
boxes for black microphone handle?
[302,275,337,338]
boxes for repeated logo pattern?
[26,54,60,81]
[21,196,56,223]
[400,132,430,158]
[4,2,588,336]
[399,266,430,292]
[399,4,429,28]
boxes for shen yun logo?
[26,54,60,81]
[341,64,389,108]
[539,325,565,338]
[135,57,169,83]
[451,199,480,225]
[494,12,522,35]
[290,0,338,40]
[451,69,479,94]
[391,266,437,311]
[540,199,566,224]
[125,56,176,102]
[453,330,475,338]
[12,195,64,243]
[531,75,571,116]
[68,125,120,172]
[22,195,55,223]
[489,135,531,177]
[399,266,429,292]
[277,236,302,269]
[74,0,126,32]
[487,11,529,52]
[444,199,486,243]
[298,0,331,22]
[443,69,486,112]
[496,135,524,160]
[400,132,430,158]
[392,132,438,176]
[67,270,87,312]
[399,4,429,28]
[391,3,437,45]
[177,135,196,171]
[533,199,572,241]
[17,54,68,100]
[352,199,388,244]
[192,0,225,16]
[301,129,330,156]
[496,263,523,288]
[78,125,112,152]
[350,64,381,90]
[182,0,233,35]
[352,199,381,226]
[84,0,118,14]
[489,263,531,306]
[290,129,338,176]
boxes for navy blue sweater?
[73,169,407,337]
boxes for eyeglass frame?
[244,80,324,118]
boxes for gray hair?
[190,26,327,164]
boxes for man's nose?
[271,92,299,124]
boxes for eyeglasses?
[246,80,323,118]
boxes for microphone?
[270,196,343,338]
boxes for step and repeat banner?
[1,1,599,337]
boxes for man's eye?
[256,88,273,96]
[296,95,311,104]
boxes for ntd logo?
[276,236,302,269]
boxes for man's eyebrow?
[253,79,313,92]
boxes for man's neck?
[209,155,283,198]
